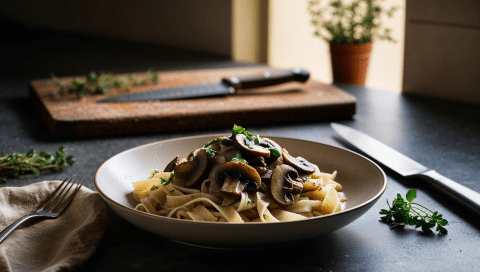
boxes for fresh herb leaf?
[231,152,248,164]
[151,170,159,178]
[380,189,448,234]
[113,77,124,87]
[94,84,108,94]
[247,200,255,205]
[0,146,74,183]
[151,185,159,191]
[244,135,257,149]
[160,173,176,185]
[170,189,175,193]
[148,69,160,83]
[72,79,86,88]
[232,124,246,135]
[202,138,219,148]
[86,72,98,83]
[406,189,416,202]
[270,148,281,157]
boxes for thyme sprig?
[0,146,75,183]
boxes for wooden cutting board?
[30,67,356,138]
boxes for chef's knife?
[98,68,310,103]
[331,123,480,213]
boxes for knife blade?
[98,68,310,103]
[331,122,480,213]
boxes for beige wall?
[268,0,406,93]
[403,0,480,105]
[232,0,269,63]
[0,0,232,57]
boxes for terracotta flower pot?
[329,42,372,85]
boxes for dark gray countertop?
[1,20,479,272]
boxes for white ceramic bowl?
[95,135,387,248]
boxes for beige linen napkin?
[0,180,108,272]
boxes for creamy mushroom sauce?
[132,125,346,222]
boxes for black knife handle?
[222,68,310,90]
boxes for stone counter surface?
[1,19,479,272]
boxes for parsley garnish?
[202,138,229,148]
[231,152,248,164]
[247,200,255,205]
[170,189,175,193]
[202,138,219,148]
[160,173,176,185]
[380,189,448,234]
[151,170,159,178]
[151,185,159,191]
[0,146,74,183]
[270,148,281,157]
[245,135,257,149]
[232,124,255,137]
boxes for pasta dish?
[132,125,346,222]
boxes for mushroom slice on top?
[173,149,210,187]
[270,164,303,206]
[163,156,179,172]
[233,134,271,158]
[282,150,315,174]
[216,161,262,204]
[261,138,282,161]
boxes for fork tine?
[45,179,78,212]
[53,180,84,215]
[37,178,69,211]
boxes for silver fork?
[0,178,84,244]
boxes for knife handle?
[223,68,310,90]
[417,170,480,213]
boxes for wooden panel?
[403,23,480,104]
[407,0,480,28]
[403,0,480,105]
[30,67,356,138]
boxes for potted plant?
[308,0,398,85]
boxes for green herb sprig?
[380,189,448,234]
[0,147,75,183]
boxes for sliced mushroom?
[220,136,234,146]
[248,156,267,176]
[254,166,267,176]
[221,176,248,196]
[267,155,283,170]
[261,169,274,183]
[248,156,267,167]
[233,134,271,158]
[270,164,303,206]
[216,161,261,205]
[261,138,282,161]
[163,156,179,172]
[173,149,210,187]
[282,150,315,174]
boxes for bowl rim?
[95,133,387,226]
